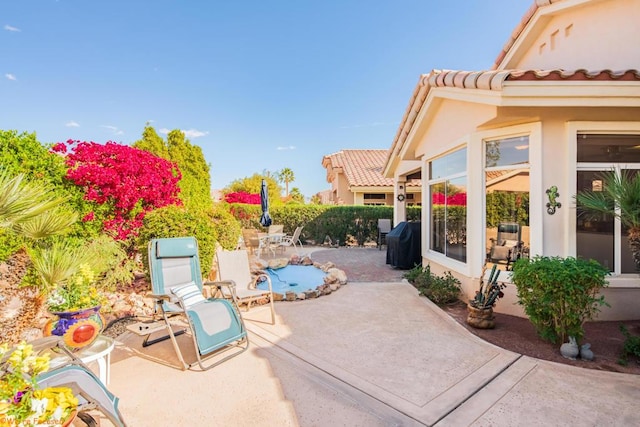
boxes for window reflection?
[576,171,614,271]
[430,178,467,262]
[485,175,530,271]
[485,136,529,168]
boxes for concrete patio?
[99,248,640,426]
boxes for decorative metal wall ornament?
[397,194,405,202]
[546,186,561,215]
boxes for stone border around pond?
[250,253,348,302]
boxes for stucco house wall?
[384,0,640,321]
[514,0,640,71]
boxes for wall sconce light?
[546,186,561,215]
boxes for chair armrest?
[149,293,172,302]
[205,280,238,300]
[203,280,236,290]
[148,293,184,314]
[255,274,273,293]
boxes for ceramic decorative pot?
[466,305,496,329]
[43,305,105,350]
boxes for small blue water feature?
[259,265,328,294]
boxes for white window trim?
[423,142,470,276]
[474,122,543,277]
[567,121,640,278]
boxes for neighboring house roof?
[323,149,420,188]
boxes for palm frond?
[27,241,88,293]
[0,170,72,231]
[575,170,640,229]
[12,210,79,239]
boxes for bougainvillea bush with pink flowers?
[52,140,182,242]
[224,191,260,204]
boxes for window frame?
[569,123,640,276]
[426,146,468,264]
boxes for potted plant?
[0,341,78,426]
[25,239,111,350]
[42,262,107,350]
[467,264,505,329]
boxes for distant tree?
[133,125,212,211]
[226,173,282,204]
[288,187,305,203]
[277,168,295,196]
[310,194,322,205]
[133,124,169,159]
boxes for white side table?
[48,335,115,385]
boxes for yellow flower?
[33,387,78,421]
[32,355,50,376]
[0,343,9,359]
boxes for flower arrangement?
[46,264,106,312]
[469,264,506,310]
[0,342,78,426]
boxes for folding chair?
[488,222,523,268]
[216,248,276,324]
[279,226,304,253]
[147,237,248,371]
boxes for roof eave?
[383,76,431,178]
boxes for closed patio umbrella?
[259,179,272,227]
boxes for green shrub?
[0,230,24,262]
[0,130,104,242]
[226,203,422,246]
[402,263,424,284]
[618,324,640,366]
[407,264,461,305]
[208,205,241,250]
[511,256,609,344]
[137,205,217,278]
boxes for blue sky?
[1,0,532,199]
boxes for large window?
[576,134,640,274]
[485,135,530,271]
[429,148,467,263]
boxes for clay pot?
[43,305,105,350]
[466,305,495,329]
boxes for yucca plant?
[575,169,640,270]
[0,170,77,239]
[26,240,94,296]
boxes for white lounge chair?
[216,248,276,324]
[279,226,303,252]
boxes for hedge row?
[228,204,422,246]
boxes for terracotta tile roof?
[323,149,420,188]
[423,68,640,90]
[492,0,566,70]
[385,68,640,174]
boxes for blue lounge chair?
[30,336,127,427]
[147,236,248,370]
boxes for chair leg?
[268,295,276,325]
[160,311,189,370]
